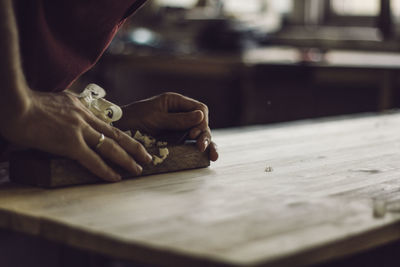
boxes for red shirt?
[14,0,147,92]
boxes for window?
[156,0,197,8]
[330,0,379,16]
[156,0,293,15]
[223,0,292,15]
[392,0,400,21]
[330,0,400,20]
[156,0,400,40]
[328,0,400,39]
[223,1,265,15]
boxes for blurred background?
[76,0,400,129]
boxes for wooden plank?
[1,113,400,266]
[8,142,210,188]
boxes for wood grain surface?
[1,113,400,266]
[8,142,210,188]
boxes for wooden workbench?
[1,113,400,266]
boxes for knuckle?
[199,103,208,112]
[132,140,142,149]
[105,141,125,159]
[137,141,147,152]
[107,139,120,153]
[162,92,175,98]
[110,127,124,142]
[160,92,178,103]
[131,140,144,153]
[130,142,147,159]
[62,108,88,128]
[68,113,85,128]
[160,92,171,104]
[65,95,91,116]
[65,93,82,106]
[63,92,75,101]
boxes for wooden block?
[9,142,210,188]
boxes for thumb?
[160,110,204,130]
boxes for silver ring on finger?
[96,133,106,149]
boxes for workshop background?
[75,0,400,129]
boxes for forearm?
[0,0,31,123]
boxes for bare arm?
[0,0,31,123]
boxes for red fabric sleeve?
[14,0,147,92]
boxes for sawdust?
[265,166,274,173]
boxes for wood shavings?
[159,147,169,158]
[372,199,387,218]
[134,131,156,148]
[153,156,163,165]
[157,141,168,147]
[265,166,273,173]
[153,148,169,166]
[125,130,133,137]
[132,131,169,166]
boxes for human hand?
[114,92,218,161]
[0,90,153,181]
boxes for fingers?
[209,141,219,162]
[72,141,122,182]
[162,93,219,161]
[162,93,210,138]
[189,122,219,161]
[191,129,219,161]
[163,92,208,116]
[193,129,218,161]
[195,130,210,152]
[100,125,152,166]
[79,112,153,179]
[159,110,204,130]
[84,126,145,176]
[85,113,152,163]
[163,92,209,123]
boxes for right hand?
[0,90,152,182]
[114,92,219,162]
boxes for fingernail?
[112,173,122,181]
[137,165,143,174]
[203,139,209,151]
[146,153,153,163]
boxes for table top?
[1,113,400,267]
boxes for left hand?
[114,92,218,161]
